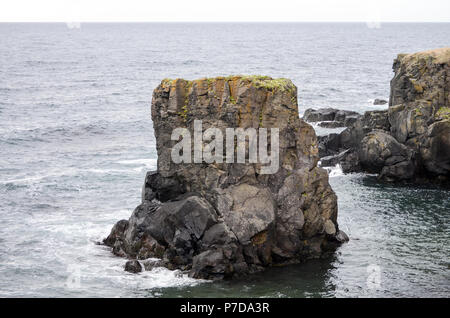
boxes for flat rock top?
[161,75,295,92]
[398,47,450,65]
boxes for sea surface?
[0,23,449,297]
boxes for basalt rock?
[338,109,390,150]
[388,48,450,180]
[124,260,142,273]
[104,75,347,280]
[303,108,339,122]
[318,121,346,128]
[303,108,360,129]
[318,48,450,184]
[358,130,415,180]
[317,108,390,160]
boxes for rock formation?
[104,75,348,280]
[303,108,360,128]
[312,48,450,184]
[124,260,142,273]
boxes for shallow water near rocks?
[0,23,449,297]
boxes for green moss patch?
[436,106,450,120]
[161,75,295,93]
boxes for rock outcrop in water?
[313,48,450,184]
[373,99,388,105]
[303,108,360,128]
[104,75,348,279]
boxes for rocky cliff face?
[315,48,450,184]
[104,75,347,279]
[388,48,450,179]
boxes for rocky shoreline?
[309,48,449,185]
[104,48,449,280]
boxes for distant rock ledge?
[306,48,450,185]
[104,75,348,279]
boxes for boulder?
[303,108,338,122]
[358,130,415,180]
[420,119,450,176]
[318,133,342,157]
[104,76,347,279]
[124,260,142,273]
[318,109,390,157]
[334,230,350,243]
[373,99,388,105]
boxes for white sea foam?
[117,158,157,168]
[87,168,137,174]
[0,167,139,185]
[326,164,344,178]
[135,266,205,289]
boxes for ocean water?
[0,23,449,298]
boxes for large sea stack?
[317,48,450,184]
[104,76,347,279]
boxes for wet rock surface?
[303,108,361,129]
[315,48,450,184]
[105,76,347,280]
[124,260,142,273]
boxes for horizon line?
[1,20,450,23]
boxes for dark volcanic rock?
[103,219,128,247]
[335,110,360,123]
[318,121,346,128]
[303,108,360,129]
[318,133,342,157]
[334,230,350,243]
[125,260,142,273]
[141,258,169,271]
[373,99,388,105]
[388,48,450,181]
[105,76,347,280]
[317,48,450,184]
[339,109,390,150]
[303,108,338,122]
[358,130,415,180]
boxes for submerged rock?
[373,99,388,105]
[317,48,450,184]
[105,75,347,280]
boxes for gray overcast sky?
[1,0,449,22]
